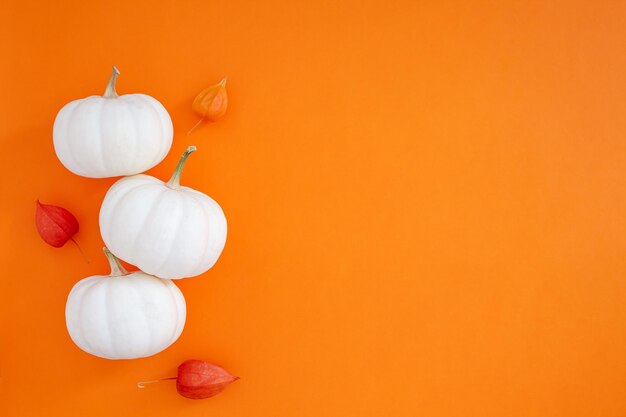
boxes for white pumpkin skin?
[53,67,173,178]
[65,250,186,360]
[99,147,227,279]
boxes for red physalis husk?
[188,77,228,134]
[137,359,239,400]
[176,359,239,399]
[35,200,79,247]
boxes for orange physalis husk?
[188,77,228,135]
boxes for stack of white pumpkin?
[54,67,227,360]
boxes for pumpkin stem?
[103,66,120,98]
[103,247,128,276]
[167,146,197,189]
[137,376,177,388]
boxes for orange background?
[2,1,626,416]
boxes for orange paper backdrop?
[2,1,626,416]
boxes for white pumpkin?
[53,66,173,178]
[65,248,186,359]
[99,146,227,279]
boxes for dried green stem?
[103,66,120,98]
[167,146,197,189]
[103,247,128,277]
